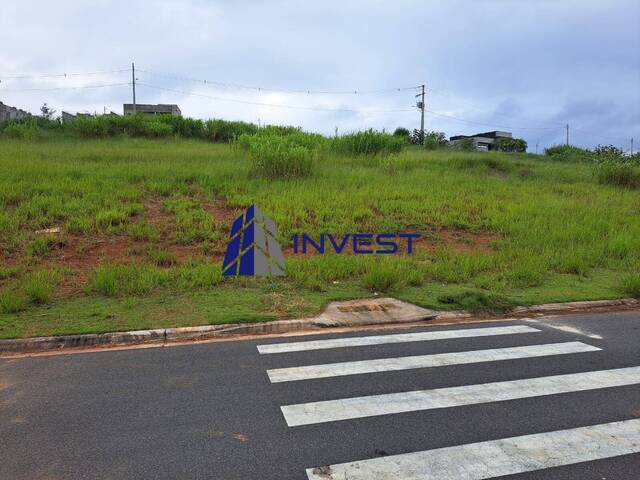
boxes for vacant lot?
[1,138,638,338]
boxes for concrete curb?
[0,297,638,355]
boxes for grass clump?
[28,236,52,257]
[244,134,315,178]
[362,262,406,293]
[22,270,60,304]
[331,129,405,156]
[175,262,223,289]
[0,290,26,313]
[96,209,128,229]
[437,290,514,313]
[88,264,170,296]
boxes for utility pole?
[131,62,137,114]
[631,137,634,156]
[415,84,425,145]
[535,142,539,155]
[565,123,569,146]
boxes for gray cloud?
[1,0,638,151]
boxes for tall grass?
[331,129,405,156]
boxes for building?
[449,131,513,151]
[0,101,31,123]
[123,104,181,116]
[62,111,117,123]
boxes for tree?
[393,127,410,138]
[40,103,56,120]
[494,137,527,153]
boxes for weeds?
[437,291,514,313]
[331,129,404,156]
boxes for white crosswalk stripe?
[257,325,540,354]
[267,341,600,383]
[305,419,640,480]
[259,324,636,478]
[282,365,640,426]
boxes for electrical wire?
[0,68,131,80]
[0,82,131,92]
[137,83,415,113]
[137,68,420,95]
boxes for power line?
[0,82,131,92]
[137,68,421,95]
[0,68,130,80]
[137,83,415,113]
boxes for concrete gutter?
[0,297,638,355]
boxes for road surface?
[1,311,639,479]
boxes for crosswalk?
[257,323,640,479]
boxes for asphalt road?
[1,311,640,479]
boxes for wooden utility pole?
[132,62,137,114]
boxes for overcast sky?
[1,0,639,151]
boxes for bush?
[494,137,527,153]
[422,131,448,150]
[331,129,405,156]
[595,161,640,189]
[245,134,315,178]
[544,144,591,162]
[593,144,625,162]
[455,137,476,151]
[393,127,410,139]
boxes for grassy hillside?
[1,137,639,338]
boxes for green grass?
[0,137,639,339]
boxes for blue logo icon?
[222,205,286,276]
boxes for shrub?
[455,137,476,151]
[593,144,625,161]
[246,134,315,178]
[331,129,405,156]
[423,131,448,150]
[393,127,410,139]
[594,161,640,189]
[494,137,527,153]
[544,144,591,162]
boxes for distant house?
[449,131,513,151]
[0,101,30,123]
[62,111,115,123]
[123,104,181,116]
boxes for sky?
[1,0,639,152]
